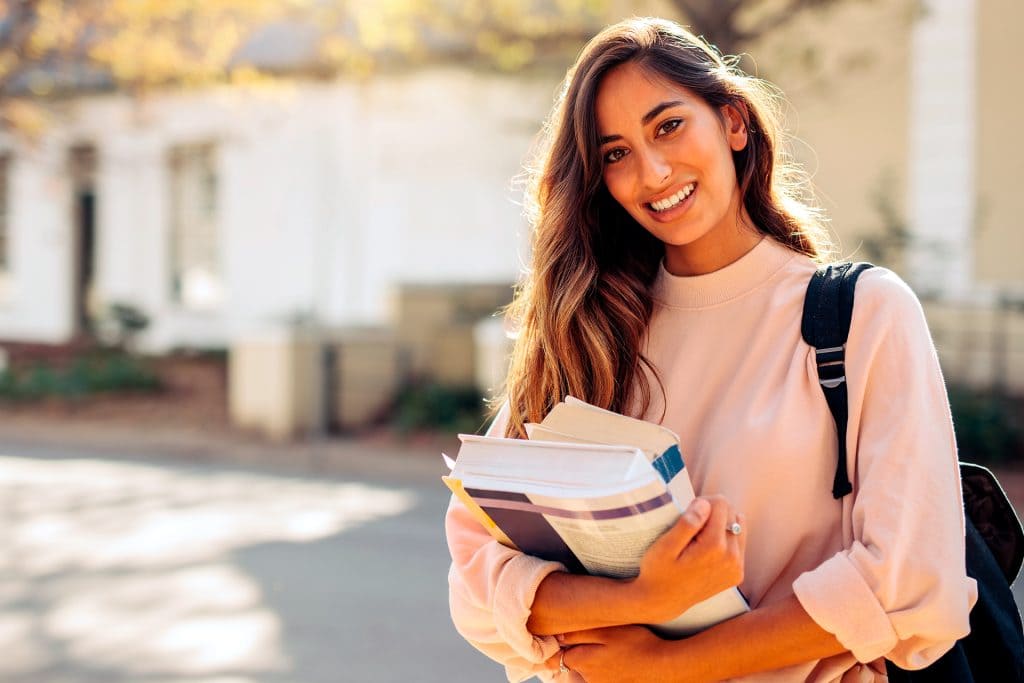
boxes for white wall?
[0,137,76,342]
[0,68,554,351]
[907,0,977,299]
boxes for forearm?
[527,571,642,635]
[662,595,847,681]
[529,496,741,638]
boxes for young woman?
[445,17,976,682]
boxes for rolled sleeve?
[793,550,898,662]
[446,496,566,680]
[794,269,976,668]
[445,401,569,681]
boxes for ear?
[720,103,749,152]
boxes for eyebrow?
[599,100,687,145]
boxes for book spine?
[464,487,586,573]
[651,444,684,483]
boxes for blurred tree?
[331,0,896,74]
[0,0,290,132]
[663,0,864,59]
[0,0,886,133]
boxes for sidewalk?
[0,422,500,683]
[2,411,1020,622]
[0,411,458,487]
[1,411,1021,515]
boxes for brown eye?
[604,148,627,164]
[657,119,683,136]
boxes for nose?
[638,146,671,190]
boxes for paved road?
[2,439,1021,683]
[0,439,503,683]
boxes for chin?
[647,223,713,248]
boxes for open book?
[443,397,748,637]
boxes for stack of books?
[443,397,748,636]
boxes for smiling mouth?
[647,182,696,212]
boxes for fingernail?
[689,498,710,520]
[555,634,565,645]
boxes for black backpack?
[802,262,1024,682]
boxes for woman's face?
[594,61,755,275]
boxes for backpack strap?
[804,264,1024,678]
[801,262,875,499]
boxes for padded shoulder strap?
[802,262,875,498]
[801,262,875,349]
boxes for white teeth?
[651,183,696,212]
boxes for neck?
[663,207,762,276]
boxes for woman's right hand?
[627,495,746,624]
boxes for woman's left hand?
[552,625,671,683]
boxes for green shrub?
[21,365,61,399]
[0,369,17,395]
[88,354,162,392]
[0,352,162,401]
[391,382,486,434]
[947,384,1024,466]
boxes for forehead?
[595,62,697,135]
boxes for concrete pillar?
[907,0,977,299]
[228,325,325,440]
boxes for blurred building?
[749,0,1024,392]
[0,68,544,350]
[0,0,1020,407]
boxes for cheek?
[602,169,633,208]
[708,144,740,192]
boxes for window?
[169,143,222,310]
[0,153,10,300]
[0,153,10,270]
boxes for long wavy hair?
[498,17,834,438]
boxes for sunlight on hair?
[0,455,417,679]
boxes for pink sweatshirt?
[445,237,977,682]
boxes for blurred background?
[0,0,1020,681]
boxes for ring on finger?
[559,650,570,674]
[728,521,742,536]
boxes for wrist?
[656,637,703,683]
[634,628,699,683]
[529,571,656,634]
[620,575,695,624]
[618,575,662,624]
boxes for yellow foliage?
[1,99,50,139]
[2,0,611,106]
[229,65,274,87]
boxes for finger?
[684,497,712,529]
[697,495,731,546]
[559,629,607,645]
[734,511,748,555]
[723,512,746,586]
[561,643,598,672]
[724,511,744,542]
[724,512,742,559]
[653,497,710,556]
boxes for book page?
[454,435,655,495]
[546,398,681,458]
[544,500,677,578]
[526,482,677,578]
[528,405,696,507]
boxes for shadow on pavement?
[232,489,502,682]
[0,449,501,683]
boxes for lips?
[648,182,696,212]
[644,182,697,221]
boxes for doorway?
[69,144,97,338]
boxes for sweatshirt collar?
[651,236,797,309]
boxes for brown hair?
[499,17,834,437]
